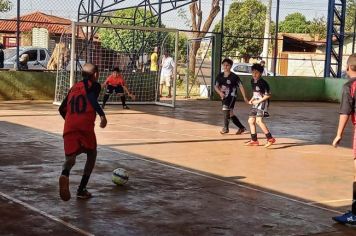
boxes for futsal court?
[1,100,356,236]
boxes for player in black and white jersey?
[245,63,275,147]
[214,58,249,135]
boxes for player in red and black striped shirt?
[58,63,107,201]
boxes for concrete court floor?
[0,100,356,236]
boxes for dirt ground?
[0,100,356,236]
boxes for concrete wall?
[239,76,326,102]
[0,71,348,103]
[0,71,56,100]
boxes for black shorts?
[106,85,124,94]
[249,108,265,117]
[222,96,236,110]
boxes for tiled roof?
[0,11,71,34]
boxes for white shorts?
[160,75,172,87]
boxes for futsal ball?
[112,168,129,185]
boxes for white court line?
[308,199,352,204]
[0,191,94,236]
[109,124,213,139]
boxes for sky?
[1,0,330,30]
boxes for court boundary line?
[0,191,95,236]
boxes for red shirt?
[63,80,96,135]
[104,74,126,86]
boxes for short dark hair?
[251,63,264,73]
[0,43,4,49]
[112,66,121,72]
[82,63,99,78]
[222,58,233,66]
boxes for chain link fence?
[0,0,354,79]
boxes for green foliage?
[346,0,356,32]
[98,8,162,52]
[215,0,266,61]
[309,17,327,39]
[164,33,188,62]
[279,12,310,33]
[0,0,12,12]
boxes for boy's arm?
[333,84,353,147]
[58,94,68,119]
[123,85,135,100]
[333,114,350,147]
[86,82,107,128]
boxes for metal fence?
[0,0,354,78]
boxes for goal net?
[54,22,179,108]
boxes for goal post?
[54,21,179,108]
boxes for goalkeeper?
[102,67,135,109]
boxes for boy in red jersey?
[102,67,135,109]
[58,63,107,201]
[332,54,356,225]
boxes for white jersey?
[161,56,175,77]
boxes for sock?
[223,110,230,130]
[352,182,356,214]
[78,175,90,192]
[231,115,245,129]
[265,132,273,139]
[251,133,258,141]
[61,169,70,177]
[102,94,110,107]
[121,95,127,107]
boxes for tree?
[0,0,12,12]
[308,16,327,39]
[346,0,356,32]
[188,0,220,75]
[279,12,310,34]
[99,8,162,52]
[214,0,266,62]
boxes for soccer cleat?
[264,138,276,148]
[77,188,92,199]
[220,128,229,134]
[236,128,249,135]
[332,211,356,225]
[59,175,71,201]
[123,105,130,109]
[245,140,259,146]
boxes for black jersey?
[339,78,356,124]
[251,78,270,110]
[215,72,242,98]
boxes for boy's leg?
[220,109,230,134]
[333,129,356,224]
[255,116,275,147]
[102,85,114,109]
[77,149,97,199]
[59,154,77,201]
[245,116,259,146]
[230,110,248,134]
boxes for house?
[0,11,71,53]
[266,33,327,77]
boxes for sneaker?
[220,128,229,134]
[59,175,71,201]
[123,105,130,109]
[77,188,92,199]
[245,140,259,146]
[333,211,356,225]
[264,138,276,148]
[236,128,249,135]
[264,112,270,118]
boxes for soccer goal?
[54,22,179,108]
